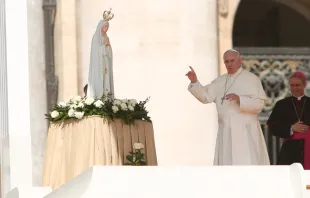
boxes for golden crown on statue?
[103,8,114,21]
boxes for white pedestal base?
[6,187,52,198]
[305,170,310,196]
[43,164,306,198]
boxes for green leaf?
[126,155,134,163]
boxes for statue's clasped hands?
[104,38,110,46]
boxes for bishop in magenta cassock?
[267,72,310,169]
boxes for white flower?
[112,105,119,113]
[70,104,78,109]
[113,99,121,106]
[58,102,67,108]
[94,100,104,108]
[133,143,144,150]
[121,99,128,103]
[51,110,59,118]
[129,99,137,107]
[73,95,82,102]
[120,103,128,111]
[74,111,84,119]
[84,97,95,105]
[67,99,75,105]
[128,105,134,111]
[78,102,84,108]
[68,109,75,117]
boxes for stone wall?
[27,0,49,186]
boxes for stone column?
[76,0,218,165]
[0,0,10,195]
[27,0,48,187]
[0,0,33,195]
[54,0,79,102]
[0,0,9,140]
[218,0,241,74]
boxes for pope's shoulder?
[212,68,260,82]
[211,73,227,83]
[242,69,260,79]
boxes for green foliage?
[124,146,147,166]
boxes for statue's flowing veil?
[87,20,106,98]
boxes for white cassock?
[188,67,270,165]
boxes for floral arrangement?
[45,95,151,125]
[124,143,146,166]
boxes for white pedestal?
[43,164,306,198]
[1,136,32,195]
[0,0,34,196]
[6,187,52,198]
[305,170,310,196]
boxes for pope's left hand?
[224,93,240,104]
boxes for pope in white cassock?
[87,9,115,99]
[186,49,270,165]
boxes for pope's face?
[101,23,109,35]
[224,52,242,74]
[290,77,306,97]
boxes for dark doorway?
[233,0,310,47]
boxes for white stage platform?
[305,170,310,196]
[6,187,52,198]
[5,164,309,198]
[40,164,307,198]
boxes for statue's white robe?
[188,67,270,165]
[87,20,115,100]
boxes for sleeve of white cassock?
[187,80,217,104]
[239,96,265,114]
[239,77,268,114]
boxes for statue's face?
[101,23,109,34]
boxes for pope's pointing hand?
[186,66,198,83]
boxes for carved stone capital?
[218,0,228,17]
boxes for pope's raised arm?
[186,66,217,104]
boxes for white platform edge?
[43,165,308,198]
[6,186,52,198]
[290,163,306,198]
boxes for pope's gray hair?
[223,49,240,58]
